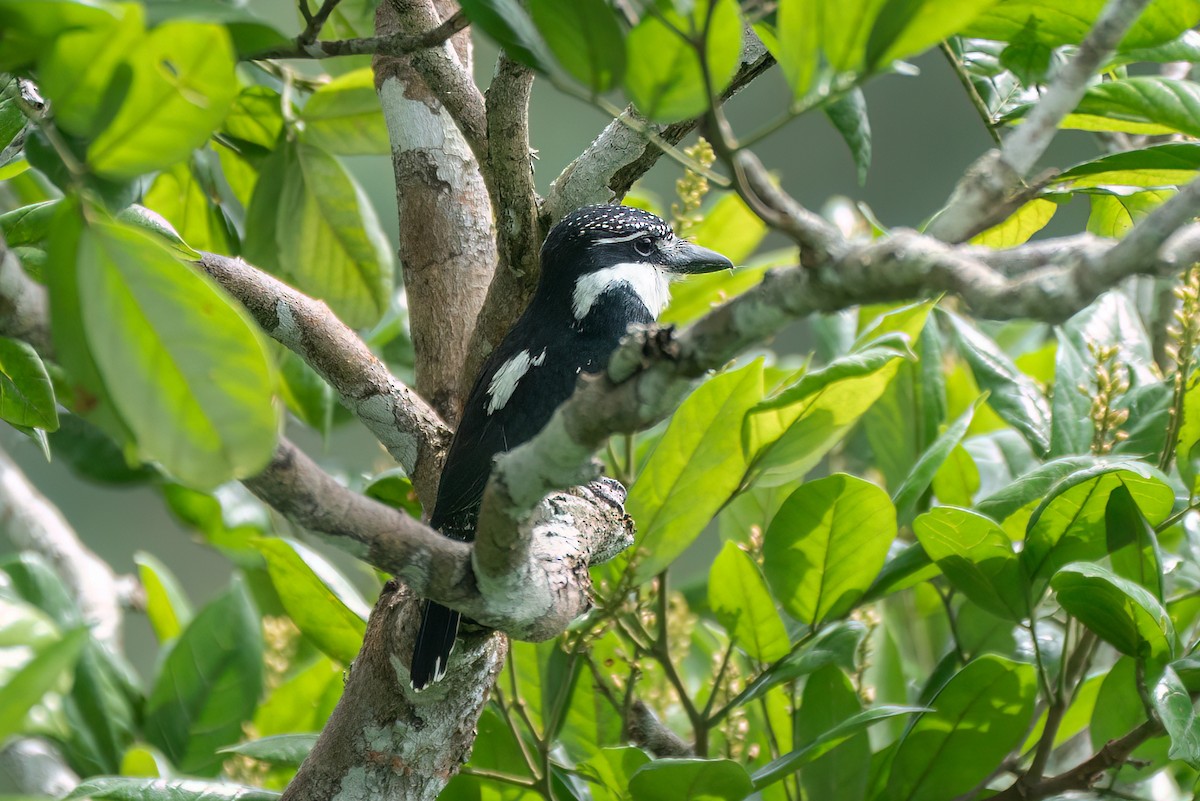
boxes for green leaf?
[253,656,342,736]
[945,311,1051,457]
[219,734,318,767]
[892,395,984,522]
[824,89,872,186]
[629,361,764,581]
[745,340,911,486]
[763,474,897,625]
[0,627,87,741]
[1049,332,1092,458]
[733,621,866,707]
[1154,666,1200,767]
[753,705,925,790]
[886,655,1038,801]
[969,198,1057,247]
[135,551,193,642]
[1177,361,1200,494]
[299,68,389,155]
[143,161,236,255]
[56,211,278,489]
[770,0,820,97]
[974,455,1099,528]
[529,0,625,93]
[65,778,278,801]
[1021,463,1174,586]
[914,507,1027,620]
[628,758,754,801]
[278,143,394,328]
[795,665,870,801]
[932,444,979,507]
[1052,562,1175,665]
[252,538,368,665]
[1086,190,1174,239]
[1054,142,1200,190]
[708,541,790,661]
[457,0,554,71]
[624,0,744,123]
[1075,77,1200,140]
[61,638,141,774]
[0,336,58,431]
[965,0,1200,50]
[363,468,423,519]
[87,22,238,179]
[144,576,263,775]
[1106,485,1165,600]
[143,1,290,58]
[578,746,651,801]
[866,0,1000,68]
[0,201,61,247]
[222,86,285,151]
[687,193,771,264]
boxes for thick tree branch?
[195,252,451,504]
[0,739,79,798]
[247,10,469,61]
[544,36,772,223]
[375,1,497,425]
[463,54,543,390]
[0,232,51,355]
[926,0,1152,242]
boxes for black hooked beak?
[661,238,734,274]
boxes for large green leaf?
[1154,666,1200,768]
[886,655,1038,801]
[969,198,1057,248]
[795,665,870,801]
[825,89,872,186]
[965,0,1200,50]
[1106,485,1165,600]
[143,159,236,255]
[253,538,368,665]
[624,0,743,123]
[1052,562,1175,666]
[299,68,389,155]
[708,541,789,661]
[253,656,342,736]
[914,507,1027,620]
[891,395,984,522]
[529,0,625,93]
[1021,463,1173,586]
[945,311,1050,457]
[1054,142,1200,190]
[0,336,58,431]
[457,0,554,72]
[277,143,393,328]
[135,551,193,642]
[628,758,754,801]
[763,474,897,625]
[65,779,277,801]
[0,627,87,741]
[144,576,263,775]
[866,0,1001,68]
[1086,190,1174,239]
[973,455,1099,528]
[1074,77,1200,140]
[55,211,278,489]
[732,621,866,707]
[219,734,318,767]
[629,361,763,581]
[87,22,238,179]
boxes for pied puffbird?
[411,203,733,690]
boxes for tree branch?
[926,0,1152,242]
[246,10,469,61]
[195,252,451,504]
[0,232,51,355]
[0,738,79,798]
[544,35,772,223]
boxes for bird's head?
[538,204,733,321]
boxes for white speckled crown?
[553,204,672,240]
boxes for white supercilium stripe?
[572,263,670,320]
[486,348,546,415]
[592,231,649,245]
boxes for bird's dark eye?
[634,237,654,256]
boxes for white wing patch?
[572,263,670,320]
[486,348,546,415]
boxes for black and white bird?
[410,204,733,690]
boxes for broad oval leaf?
[253,538,368,665]
[1106,485,1165,600]
[300,68,390,155]
[969,198,1057,248]
[134,551,193,643]
[65,778,278,801]
[144,576,263,775]
[1052,562,1175,665]
[965,0,1200,50]
[0,627,87,741]
[795,665,870,801]
[866,0,1001,69]
[529,0,625,93]
[914,507,1028,621]
[1054,142,1200,191]
[1075,77,1200,140]
[886,655,1038,801]
[219,733,318,767]
[764,474,897,625]
[628,758,754,801]
[1021,463,1173,586]
[62,214,278,489]
[708,541,790,661]
[629,361,763,581]
[0,336,58,431]
[624,0,743,123]
[1154,666,1200,768]
[87,22,238,179]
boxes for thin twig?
[939,41,1002,147]
[248,10,468,60]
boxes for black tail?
[410,600,460,690]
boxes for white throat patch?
[572,263,670,320]
[486,348,546,415]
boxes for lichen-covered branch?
[195,252,451,503]
[0,738,79,798]
[544,36,772,223]
[926,0,1152,242]
[375,0,496,425]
